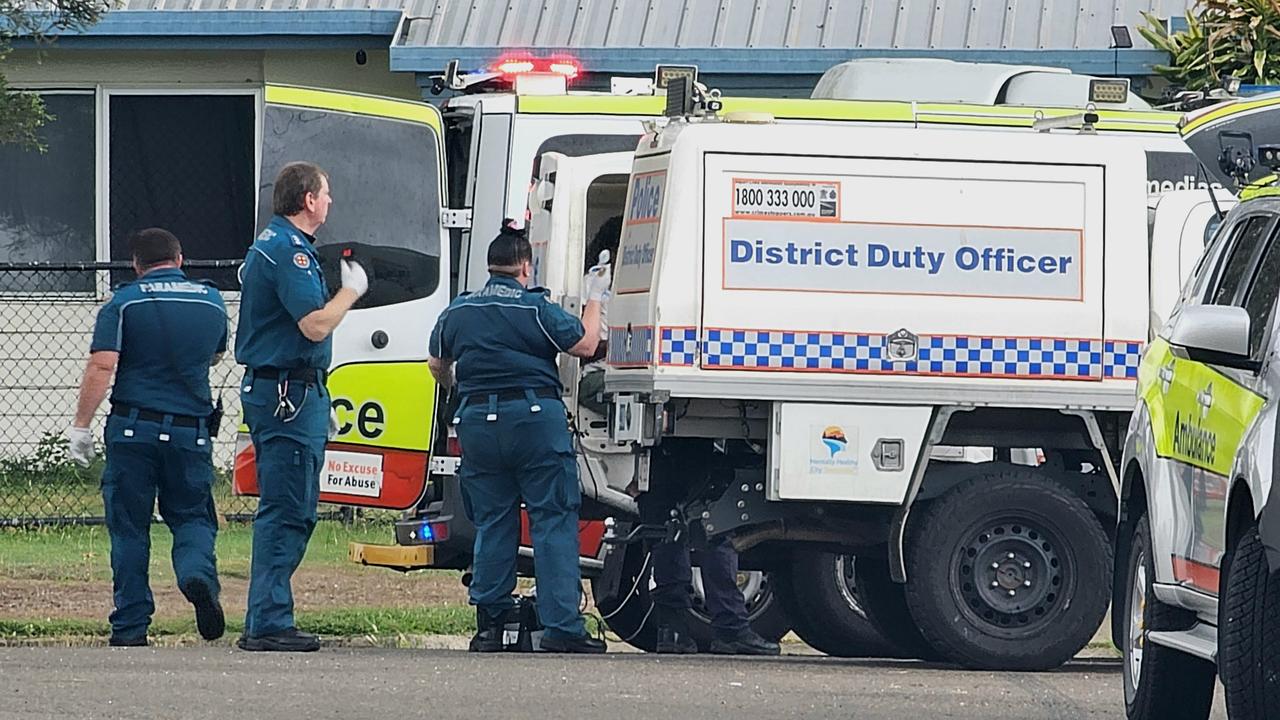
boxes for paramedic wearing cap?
[429,222,610,654]
[235,161,368,652]
[66,228,229,647]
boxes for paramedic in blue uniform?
[66,228,229,647]
[429,221,609,654]
[234,161,369,652]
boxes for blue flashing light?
[417,522,435,543]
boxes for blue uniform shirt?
[235,215,330,370]
[90,267,228,417]
[429,275,585,396]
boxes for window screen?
[1242,231,1280,357]
[108,94,255,288]
[258,106,443,309]
[0,93,95,291]
[1210,216,1273,306]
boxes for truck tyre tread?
[1121,513,1215,720]
[903,469,1111,671]
[853,553,939,660]
[776,552,902,658]
[1221,525,1280,720]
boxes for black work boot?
[179,577,225,641]
[654,605,698,654]
[539,633,607,654]
[469,608,505,653]
[108,634,148,647]
[709,628,780,656]
[237,627,320,652]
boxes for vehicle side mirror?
[1168,304,1254,368]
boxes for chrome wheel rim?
[1128,551,1147,692]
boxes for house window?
[0,92,96,291]
[108,93,255,288]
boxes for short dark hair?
[128,228,182,269]
[272,162,328,216]
[487,220,532,274]
[584,215,623,273]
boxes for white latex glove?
[583,258,613,304]
[328,407,340,441]
[66,426,94,467]
[340,259,369,298]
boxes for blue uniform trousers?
[101,412,219,640]
[651,536,751,636]
[240,374,328,637]
[638,443,750,637]
[455,394,585,640]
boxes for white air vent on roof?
[811,58,1150,110]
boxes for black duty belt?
[463,388,560,404]
[252,367,327,385]
[110,404,202,428]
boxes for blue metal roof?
[18,0,1191,76]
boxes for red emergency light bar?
[493,55,581,80]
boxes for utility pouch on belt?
[208,397,225,436]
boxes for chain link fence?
[0,261,256,526]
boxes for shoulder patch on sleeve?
[292,252,311,269]
[257,228,277,242]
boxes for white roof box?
[811,58,1151,110]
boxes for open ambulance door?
[528,149,639,515]
[1148,188,1237,327]
[233,85,450,511]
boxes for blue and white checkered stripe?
[660,327,698,366]
[697,329,1144,380]
[607,326,654,366]
[1103,341,1143,380]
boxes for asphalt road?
[0,647,1229,719]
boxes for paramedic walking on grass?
[235,161,369,652]
[67,228,229,647]
[429,221,610,654]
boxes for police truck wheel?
[1221,525,1280,719]
[903,470,1111,670]
[1120,512,1215,719]
[854,552,940,660]
[777,551,903,658]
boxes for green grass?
[0,520,398,583]
[0,606,478,640]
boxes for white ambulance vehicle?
[591,97,1210,670]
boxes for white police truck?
[589,92,1219,670]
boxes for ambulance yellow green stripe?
[515,94,1180,133]
[265,85,443,134]
[1138,338,1264,477]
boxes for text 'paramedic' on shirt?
[722,219,1083,301]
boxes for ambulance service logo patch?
[293,253,311,269]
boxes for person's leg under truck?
[692,537,750,636]
[101,415,161,639]
[505,398,586,640]
[155,423,219,596]
[637,452,694,613]
[455,401,521,623]
[242,379,325,637]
